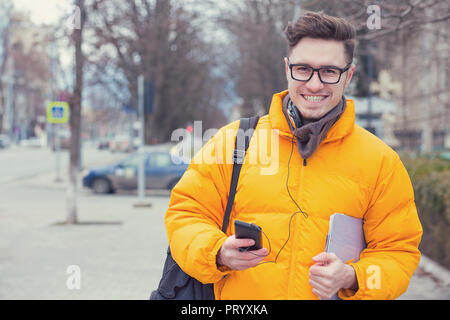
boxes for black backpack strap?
[221,115,259,233]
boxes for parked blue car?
[82,150,189,194]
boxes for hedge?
[399,153,450,269]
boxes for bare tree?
[86,0,226,143]
[0,0,14,133]
[219,0,295,116]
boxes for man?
[165,12,422,299]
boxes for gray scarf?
[282,94,346,159]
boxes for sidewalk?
[399,256,450,299]
[0,181,169,299]
[1,172,449,299]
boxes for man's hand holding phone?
[216,235,268,270]
[216,220,268,270]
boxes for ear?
[284,57,290,81]
[344,64,355,89]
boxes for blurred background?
[0,0,448,299]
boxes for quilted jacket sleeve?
[165,127,236,284]
[339,154,423,300]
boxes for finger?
[229,238,255,249]
[312,252,328,263]
[309,264,329,278]
[247,247,268,256]
[236,248,268,261]
[312,288,333,300]
[234,255,266,270]
[308,275,331,291]
[309,277,329,294]
[312,252,337,264]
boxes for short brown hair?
[284,11,356,64]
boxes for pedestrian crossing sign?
[47,101,69,124]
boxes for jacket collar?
[268,90,355,143]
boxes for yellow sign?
[47,101,69,124]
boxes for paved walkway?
[0,172,448,300]
[0,182,169,299]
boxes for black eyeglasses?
[287,58,352,84]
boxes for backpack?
[150,116,260,300]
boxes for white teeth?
[303,95,325,102]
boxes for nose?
[305,71,324,92]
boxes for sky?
[13,0,71,26]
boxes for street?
[0,143,122,184]
[0,145,448,299]
[0,145,69,184]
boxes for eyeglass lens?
[291,66,341,84]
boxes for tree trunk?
[66,165,78,224]
[67,0,85,224]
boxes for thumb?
[312,252,337,263]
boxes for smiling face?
[285,37,355,120]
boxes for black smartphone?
[234,220,262,251]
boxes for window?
[120,154,145,168]
[150,153,172,168]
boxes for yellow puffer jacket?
[165,90,422,300]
